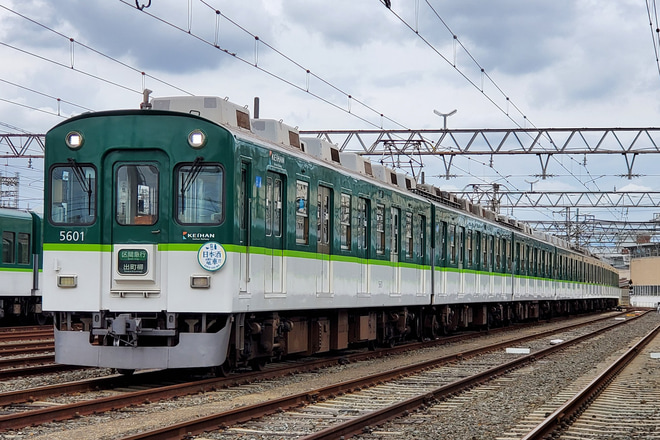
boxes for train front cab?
[44,111,237,371]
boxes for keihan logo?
[183,232,215,240]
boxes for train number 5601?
[59,231,85,242]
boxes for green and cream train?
[43,96,620,373]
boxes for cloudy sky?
[1,0,659,227]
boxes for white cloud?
[1,0,659,222]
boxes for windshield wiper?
[67,158,93,215]
[180,156,204,214]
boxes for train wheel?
[36,313,49,326]
[250,358,267,371]
[214,361,232,377]
[117,369,135,376]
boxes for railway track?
[0,325,60,379]
[0,311,643,439]
[502,322,660,439]
[0,326,53,343]
[121,312,638,440]
[0,315,624,429]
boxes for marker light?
[190,275,211,288]
[57,275,78,288]
[65,131,84,149]
[188,130,207,148]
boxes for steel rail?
[520,323,660,440]
[0,330,54,342]
[0,311,630,433]
[117,312,641,440]
[0,341,54,355]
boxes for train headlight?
[57,275,78,288]
[190,275,211,288]
[188,129,207,149]
[65,131,84,149]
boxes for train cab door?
[265,171,284,295]
[317,185,332,295]
[104,150,169,299]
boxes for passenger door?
[317,185,332,295]
[265,171,285,294]
[104,150,169,296]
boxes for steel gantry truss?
[300,127,660,256]
[300,127,660,180]
[0,134,45,158]
[523,218,660,256]
[8,129,660,255]
[456,187,660,210]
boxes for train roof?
[154,96,595,257]
[51,96,596,260]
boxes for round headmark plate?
[197,242,226,272]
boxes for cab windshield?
[176,163,224,225]
[50,164,96,225]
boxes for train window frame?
[18,232,30,265]
[439,221,447,265]
[116,163,159,226]
[357,197,368,251]
[457,226,464,265]
[49,163,97,226]
[390,207,400,258]
[449,224,456,264]
[273,178,283,238]
[340,193,351,251]
[2,231,14,264]
[419,214,427,263]
[376,203,385,255]
[295,180,309,245]
[404,211,413,258]
[467,230,473,267]
[175,162,224,226]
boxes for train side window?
[419,214,426,262]
[317,185,331,246]
[274,178,282,237]
[449,225,456,264]
[404,212,413,258]
[457,226,464,265]
[482,234,487,269]
[266,177,273,236]
[2,231,14,264]
[391,207,399,257]
[340,193,351,250]
[50,164,96,225]
[176,163,224,225]
[18,233,30,265]
[357,197,368,251]
[467,230,473,267]
[376,204,385,254]
[438,221,447,264]
[295,180,309,245]
[116,164,159,226]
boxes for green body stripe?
[41,241,602,286]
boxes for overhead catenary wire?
[645,0,660,79]
[0,5,194,97]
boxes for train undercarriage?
[55,297,618,375]
[226,298,618,374]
